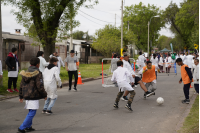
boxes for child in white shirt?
[42,57,62,114]
[111,60,135,111]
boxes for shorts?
[134,76,141,85]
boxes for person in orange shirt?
[176,58,193,104]
[139,61,159,98]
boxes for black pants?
[194,84,199,94]
[166,67,170,73]
[155,71,157,79]
[68,71,78,88]
[8,77,18,89]
[183,83,190,99]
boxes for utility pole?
[0,0,2,86]
[115,14,116,28]
[121,0,123,56]
[148,21,150,58]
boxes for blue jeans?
[43,98,57,111]
[19,109,37,130]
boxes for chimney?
[15,29,21,34]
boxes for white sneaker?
[121,96,128,101]
[135,85,137,88]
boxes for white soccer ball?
[157,97,164,105]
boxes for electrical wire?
[79,10,115,24]
[78,12,105,26]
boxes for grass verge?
[0,64,110,95]
[178,95,199,133]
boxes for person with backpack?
[18,57,47,133]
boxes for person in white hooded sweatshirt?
[42,57,62,114]
[193,59,199,94]
[36,51,49,73]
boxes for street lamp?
[148,15,160,58]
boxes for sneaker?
[144,94,146,99]
[25,126,35,132]
[46,110,53,115]
[73,87,77,91]
[42,110,46,114]
[182,99,190,104]
[121,96,128,101]
[18,128,26,133]
[113,103,118,109]
[146,91,155,97]
[68,88,71,91]
[125,104,133,111]
[7,89,13,93]
[135,85,137,88]
[14,88,19,92]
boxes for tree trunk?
[43,37,56,61]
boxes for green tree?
[4,0,98,60]
[156,35,172,50]
[123,2,165,51]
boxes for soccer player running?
[121,53,153,101]
[138,61,159,98]
[176,58,193,104]
[111,61,135,111]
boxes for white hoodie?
[43,66,62,99]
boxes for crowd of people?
[0,48,79,133]
[111,50,199,111]
[0,48,199,132]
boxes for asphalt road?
[0,66,196,133]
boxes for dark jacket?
[5,52,20,72]
[19,66,47,100]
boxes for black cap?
[70,50,75,53]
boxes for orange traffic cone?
[77,71,84,85]
[190,84,193,88]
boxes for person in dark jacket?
[18,57,47,133]
[5,47,20,93]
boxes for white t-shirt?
[25,100,39,110]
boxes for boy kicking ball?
[111,61,136,111]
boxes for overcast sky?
[2,0,183,37]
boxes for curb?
[175,92,197,132]
[0,77,103,101]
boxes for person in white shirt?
[159,54,164,73]
[180,53,186,65]
[0,60,3,78]
[186,53,194,71]
[150,53,159,79]
[121,53,153,101]
[42,57,62,114]
[56,53,65,74]
[193,59,199,94]
[183,52,188,64]
[111,54,119,73]
[165,54,172,73]
[36,51,49,72]
[111,60,136,111]
[138,52,146,70]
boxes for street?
[0,66,196,133]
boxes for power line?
[78,12,105,26]
[79,10,115,24]
[90,8,116,15]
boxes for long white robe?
[186,55,194,68]
[43,67,62,99]
[138,55,146,69]
[165,57,172,68]
[159,57,163,66]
